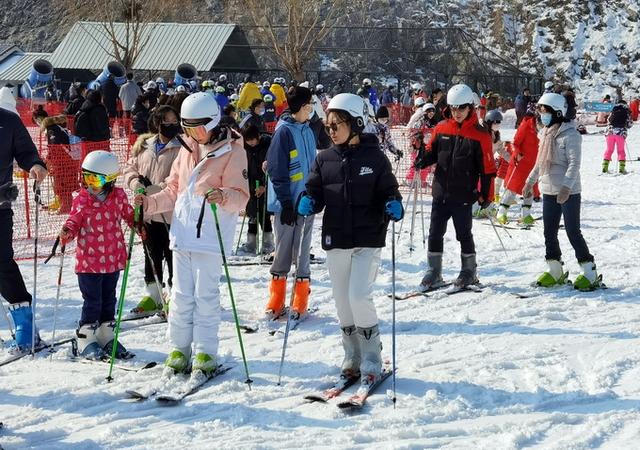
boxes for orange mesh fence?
[389,126,434,195]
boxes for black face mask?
[160,123,180,140]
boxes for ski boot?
[536,259,567,287]
[496,204,509,225]
[291,277,311,319]
[520,206,535,226]
[130,282,164,315]
[76,323,107,360]
[573,261,601,291]
[97,321,132,359]
[264,275,287,320]
[192,353,217,377]
[619,160,627,174]
[261,232,275,255]
[357,325,382,386]
[419,252,445,292]
[340,325,361,378]
[602,159,610,173]
[164,348,190,374]
[9,302,40,351]
[454,253,479,288]
[238,233,257,254]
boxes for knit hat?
[0,87,17,115]
[286,86,312,113]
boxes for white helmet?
[82,150,119,177]
[316,84,324,92]
[219,74,227,82]
[544,81,554,89]
[180,92,221,128]
[145,80,157,91]
[155,77,165,84]
[176,85,186,93]
[299,81,310,88]
[411,82,423,91]
[447,83,475,106]
[327,93,368,132]
[363,78,372,86]
[422,102,435,112]
[263,81,270,88]
[537,92,567,116]
[414,97,426,107]
[472,92,481,106]
[230,93,239,101]
[215,85,226,94]
[263,94,274,102]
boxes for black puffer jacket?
[305,133,401,250]
[75,99,110,142]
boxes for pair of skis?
[304,364,394,410]
[0,337,76,367]
[389,281,485,300]
[125,365,232,404]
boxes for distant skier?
[298,93,403,387]
[522,93,600,291]
[602,100,633,174]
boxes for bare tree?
[223,0,350,81]
[60,0,191,70]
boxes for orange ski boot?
[291,277,310,318]
[265,275,287,320]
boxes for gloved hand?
[556,185,571,204]
[478,197,492,210]
[137,175,152,187]
[280,201,297,226]
[297,195,315,216]
[59,227,71,245]
[135,222,148,241]
[393,149,404,160]
[385,199,404,221]
[0,182,19,204]
[522,182,534,198]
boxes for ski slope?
[2,125,640,449]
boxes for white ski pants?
[326,247,381,329]
[169,250,222,357]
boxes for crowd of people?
[0,70,623,395]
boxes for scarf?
[535,123,561,176]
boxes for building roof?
[0,52,51,83]
[0,43,21,62]
[50,22,257,72]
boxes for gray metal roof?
[50,22,237,71]
[0,52,52,83]
[0,43,20,62]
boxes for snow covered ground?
[2,125,640,449]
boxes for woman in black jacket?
[297,93,403,389]
[74,89,110,142]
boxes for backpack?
[609,105,629,128]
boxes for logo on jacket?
[242,169,248,179]
[359,166,373,176]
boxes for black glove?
[137,175,152,187]
[280,201,297,226]
[479,199,492,210]
[0,182,19,204]
[413,147,425,169]
[394,149,404,160]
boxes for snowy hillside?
[3,125,640,449]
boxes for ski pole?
[210,200,253,389]
[138,197,166,310]
[107,190,142,382]
[260,174,270,260]
[255,180,260,256]
[408,176,418,252]
[486,214,509,257]
[278,199,304,386]
[48,240,66,358]
[391,220,397,408]
[31,181,41,357]
[0,298,15,340]
[396,176,416,243]
[235,213,247,254]
[419,177,426,249]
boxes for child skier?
[484,109,509,203]
[239,123,274,254]
[602,100,633,174]
[298,93,403,387]
[134,92,249,377]
[523,93,600,290]
[497,103,540,225]
[59,150,134,359]
[123,105,182,316]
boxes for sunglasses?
[324,120,346,133]
[82,171,117,189]
[450,104,471,112]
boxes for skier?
[75,90,111,143]
[239,123,274,255]
[59,151,134,359]
[522,93,599,290]
[123,105,182,315]
[406,97,427,129]
[544,81,554,93]
[483,109,509,203]
[298,92,403,387]
[362,78,379,113]
[264,86,317,320]
[602,100,633,174]
[381,84,395,106]
[497,103,540,225]
[213,86,229,110]
[414,84,495,291]
[134,92,249,376]
[372,106,403,160]
[238,98,266,133]
[260,81,275,99]
[262,94,277,124]
[237,75,262,113]
[119,73,142,119]
[0,103,48,350]
[431,88,447,123]
[271,78,288,116]
[514,87,532,127]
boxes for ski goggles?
[449,104,472,112]
[82,171,117,189]
[181,118,218,141]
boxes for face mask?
[540,113,552,126]
[307,105,315,121]
[160,123,180,139]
